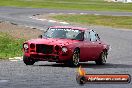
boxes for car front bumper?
[24,52,72,62]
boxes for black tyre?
[23,55,35,65]
[69,49,80,67]
[95,51,107,65]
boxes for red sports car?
[23,26,109,66]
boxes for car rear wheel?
[69,49,80,67]
[23,55,35,65]
[95,51,107,65]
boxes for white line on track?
[58,13,64,15]
[29,16,33,19]
[29,16,70,25]
[9,57,23,62]
[94,14,100,15]
[48,20,57,23]
[59,22,69,25]
[10,60,21,62]
[49,13,56,15]
[37,19,47,21]
[80,13,87,15]
[24,25,37,29]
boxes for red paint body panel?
[23,26,109,63]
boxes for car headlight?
[62,47,68,53]
[23,43,29,49]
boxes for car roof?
[49,26,89,31]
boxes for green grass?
[0,0,132,12]
[0,32,24,59]
[51,14,132,29]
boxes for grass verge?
[0,32,25,59]
[51,14,132,29]
[0,0,132,12]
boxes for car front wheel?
[69,49,80,67]
[95,51,107,65]
[23,55,35,65]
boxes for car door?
[80,30,93,61]
[89,30,103,59]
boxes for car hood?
[27,38,79,46]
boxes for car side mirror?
[38,35,42,38]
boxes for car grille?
[36,44,53,54]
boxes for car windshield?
[43,28,84,40]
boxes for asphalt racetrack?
[0,7,132,88]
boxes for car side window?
[89,30,97,42]
[84,31,90,41]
